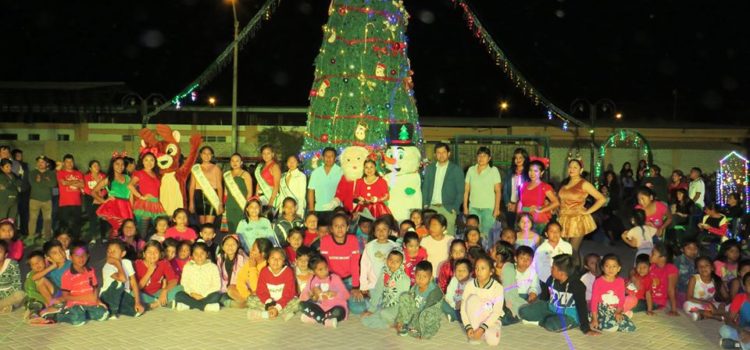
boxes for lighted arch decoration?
[717,151,749,213]
[595,129,653,187]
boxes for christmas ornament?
[317,79,330,97]
[375,63,386,77]
[330,58,336,64]
[321,133,329,142]
[355,121,368,141]
[327,31,337,43]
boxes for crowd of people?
[0,142,748,348]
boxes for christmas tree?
[300,0,421,166]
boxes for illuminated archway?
[595,129,653,187]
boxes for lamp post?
[498,101,509,119]
[123,93,166,128]
[231,0,240,153]
[570,98,617,182]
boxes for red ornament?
[337,7,347,16]
[309,89,318,97]
[321,133,329,142]
[390,69,397,75]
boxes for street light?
[209,97,217,107]
[230,0,240,153]
[122,93,166,128]
[615,112,623,120]
[498,100,509,119]
[570,98,617,182]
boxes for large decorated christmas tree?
[299,0,421,165]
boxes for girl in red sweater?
[403,232,428,286]
[247,247,299,321]
[437,239,467,293]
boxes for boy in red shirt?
[57,242,109,326]
[56,155,84,239]
[319,214,365,314]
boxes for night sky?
[2,0,748,124]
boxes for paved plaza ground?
[0,240,727,349]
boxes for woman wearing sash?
[254,145,281,214]
[224,153,253,234]
[189,146,224,225]
[279,155,306,217]
[128,152,166,237]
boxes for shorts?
[194,189,217,216]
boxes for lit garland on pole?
[717,151,749,213]
[299,0,423,168]
[450,0,587,131]
[142,0,282,125]
[594,129,652,187]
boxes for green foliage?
[257,127,303,160]
[300,0,420,164]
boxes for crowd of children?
[0,143,749,348]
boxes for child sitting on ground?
[624,254,652,314]
[720,273,750,349]
[492,241,522,325]
[274,197,304,245]
[730,259,750,300]
[284,228,304,266]
[465,228,482,250]
[463,214,480,236]
[403,231,427,286]
[674,239,699,305]
[515,213,542,250]
[0,241,24,313]
[23,250,54,318]
[171,240,192,281]
[237,198,278,250]
[100,240,145,318]
[395,261,444,339]
[149,216,170,243]
[715,240,741,285]
[217,235,246,307]
[648,243,679,316]
[410,209,428,239]
[299,256,349,328]
[360,218,400,293]
[319,214,365,314]
[519,254,598,335]
[196,224,218,262]
[233,238,272,308]
[443,258,472,323]
[165,209,197,242]
[534,222,572,291]
[302,212,319,247]
[57,242,110,326]
[590,254,636,332]
[174,242,221,312]
[41,240,70,291]
[437,239,467,293]
[514,246,540,304]
[53,230,72,259]
[362,250,410,329]
[399,220,416,238]
[0,220,23,261]
[461,255,504,346]
[581,253,602,305]
[135,241,182,310]
[247,247,299,321]
[500,228,517,247]
[622,209,657,258]
[118,219,145,261]
[295,246,314,293]
[683,256,726,321]
[421,214,453,280]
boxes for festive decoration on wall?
[140,0,281,124]
[594,129,653,187]
[450,0,586,131]
[300,0,423,167]
[717,151,749,213]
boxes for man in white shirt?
[688,167,705,209]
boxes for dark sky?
[1,0,748,124]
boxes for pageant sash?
[191,164,221,211]
[223,171,247,210]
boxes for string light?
[594,129,653,187]
[718,151,749,213]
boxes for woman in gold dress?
[557,159,606,261]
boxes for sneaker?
[521,320,539,326]
[690,312,701,322]
[247,310,264,320]
[468,340,482,345]
[624,311,633,318]
[283,312,296,322]
[204,303,220,312]
[88,239,97,246]
[97,310,110,322]
[134,311,144,318]
[300,314,318,324]
[71,321,87,327]
[109,315,118,320]
[446,314,453,323]
[720,338,741,349]
[175,303,190,311]
[324,318,338,328]
[170,300,177,310]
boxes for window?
[57,134,70,141]
[204,136,227,143]
[122,135,134,141]
[0,133,18,140]
[28,134,40,141]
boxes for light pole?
[570,98,617,182]
[231,0,239,153]
[123,93,166,128]
[498,101,509,119]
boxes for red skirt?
[133,197,166,220]
[352,202,392,219]
[97,198,134,236]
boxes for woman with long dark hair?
[557,159,606,262]
[128,152,166,238]
[503,148,530,228]
[92,155,134,240]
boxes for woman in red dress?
[128,152,166,238]
[352,159,391,219]
[517,158,559,232]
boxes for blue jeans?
[470,207,496,250]
[440,300,462,323]
[140,285,183,307]
[342,277,367,314]
[720,325,750,349]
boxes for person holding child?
[299,255,349,328]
